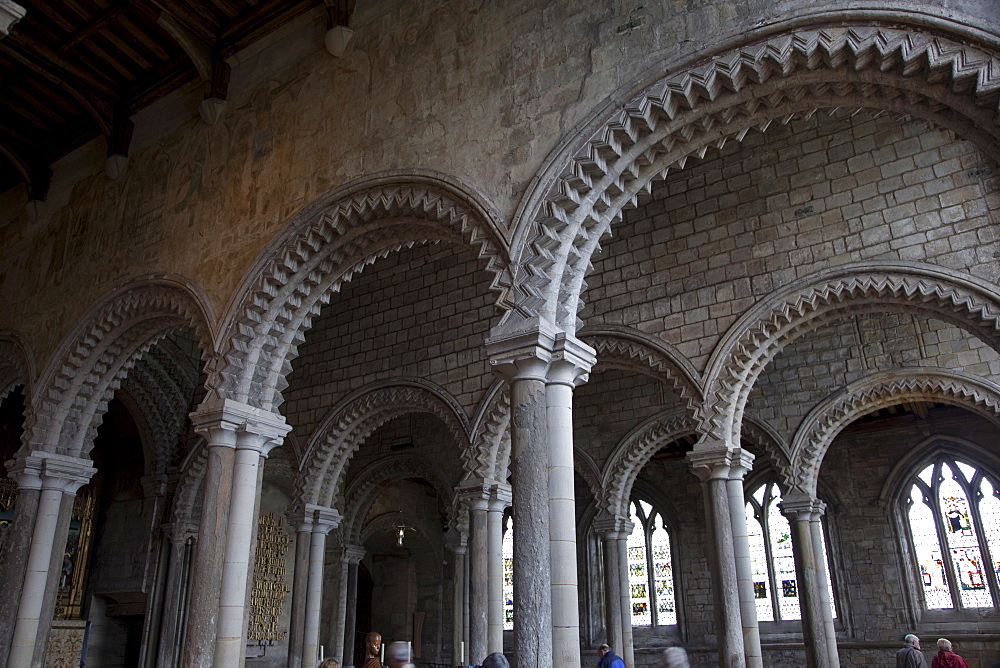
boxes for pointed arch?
[215,173,509,413]
[503,22,1000,331]
[341,453,454,544]
[296,378,471,509]
[581,324,703,412]
[788,368,1000,495]
[701,263,1000,449]
[21,277,214,459]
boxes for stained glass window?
[905,457,1000,610]
[502,515,514,630]
[744,481,837,622]
[624,499,677,627]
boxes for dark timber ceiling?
[0,1,354,196]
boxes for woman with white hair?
[931,638,970,668]
[662,647,689,667]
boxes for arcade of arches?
[1,2,1000,667]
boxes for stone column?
[688,446,746,668]
[155,524,196,668]
[487,485,511,654]
[329,552,350,665]
[808,501,839,667]
[450,536,467,667]
[6,452,96,667]
[546,334,594,668]
[780,494,830,668]
[288,511,314,668]
[726,448,762,668]
[616,526,635,667]
[0,480,40,666]
[304,508,341,668]
[593,517,625,654]
[486,325,556,668]
[342,545,365,668]
[458,484,489,665]
[184,399,290,668]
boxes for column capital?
[7,451,96,494]
[456,479,492,510]
[189,398,291,457]
[489,483,512,511]
[309,504,342,534]
[548,333,596,387]
[593,514,633,539]
[779,491,825,521]
[343,544,365,564]
[486,318,558,381]
[141,473,170,499]
[687,445,742,482]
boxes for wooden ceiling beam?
[0,40,113,136]
[143,0,217,46]
[3,32,117,95]
[59,2,129,51]
[218,0,311,52]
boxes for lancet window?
[502,515,514,630]
[745,481,836,622]
[625,499,677,627]
[904,457,1000,610]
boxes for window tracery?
[904,457,1000,610]
[626,499,677,627]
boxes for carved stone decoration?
[215,179,509,414]
[701,265,1000,450]
[0,330,35,400]
[505,25,1000,332]
[599,410,695,519]
[788,369,1000,495]
[296,379,471,509]
[464,381,510,483]
[20,279,213,460]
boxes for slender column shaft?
[726,451,761,668]
[214,444,265,665]
[288,524,313,668]
[468,501,488,664]
[808,507,839,667]
[452,545,466,667]
[508,365,553,668]
[156,533,191,668]
[183,441,235,666]
[344,556,360,668]
[0,487,40,666]
[140,527,171,667]
[600,532,623,652]
[463,550,470,656]
[304,527,330,666]
[487,499,506,654]
[617,534,634,667]
[546,363,582,668]
[781,497,830,668]
[331,556,350,664]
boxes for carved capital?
[486,319,559,382]
[190,398,290,457]
[779,491,824,522]
[686,445,740,482]
[6,451,96,494]
[344,544,366,564]
[593,513,632,539]
[548,333,596,387]
[489,483,512,512]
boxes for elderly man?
[932,638,970,668]
[897,634,928,668]
[597,644,626,668]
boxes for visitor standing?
[931,639,970,668]
[597,643,626,668]
[897,634,928,668]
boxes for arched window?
[745,481,836,622]
[904,457,1000,610]
[502,515,514,630]
[626,499,677,627]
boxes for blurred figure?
[931,638,969,668]
[662,646,690,668]
[481,652,510,668]
[897,634,927,668]
[387,641,414,668]
[318,660,340,668]
[597,644,625,668]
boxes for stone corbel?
[155,12,229,125]
[0,0,26,39]
[323,0,354,58]
[105,107,133,181]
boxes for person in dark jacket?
[897,634,928,668]
[597,644,625,668]
[931,638,970,668]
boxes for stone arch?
[21,277,214,459]
[341,453,454,544]
[789,368,1000,495]
[119,342,201,477]
[740,414,793,489]
[580,324,703,412]
[504,22,1000,331]
[574,446,603,505]
[297,378,471,509]
[0,331,35,400]
[701,262,1000,450]
[360,512,445,560]
[599,409,697,519]
[170,440,208,531]
[465,380,509,483]
[877,434,1000,507]
[215,174,509,413]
